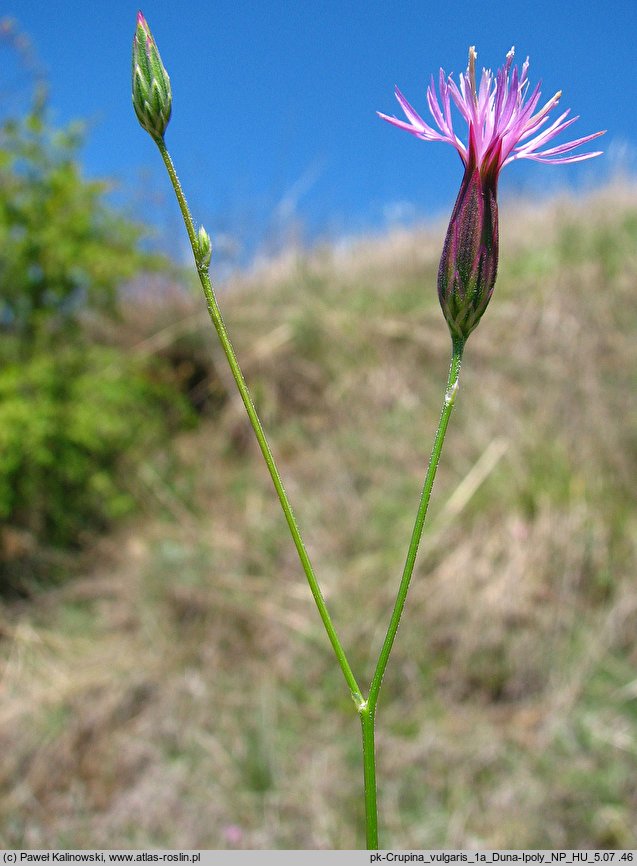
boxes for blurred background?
[0,0,636,850]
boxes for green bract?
[437,138,499,341]
[197,226,212,270]
[132,12,172,141]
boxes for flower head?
[132,11,172,142]
[379,47,605,340]
[379,46,604,173]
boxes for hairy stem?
[155,138,363,706]
[361,337,465,846]
[360,704,378,849]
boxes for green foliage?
[0,94,159,346]
[0,344,193,557]
[0,80,189,577]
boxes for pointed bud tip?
[131,11,172,141]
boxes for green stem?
[155,138,363,707]
[361,336,465,847]
[360,705,378,849]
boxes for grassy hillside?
[1,184,637,849]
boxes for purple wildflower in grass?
[379,47,605,340]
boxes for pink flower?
[379,47,605,341]
[378,46,604,174]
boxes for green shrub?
[0,344,193,566]
[0,41,188,591]
[0,97,161,348]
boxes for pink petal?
[522,150,604,165]
[377,111,446,143]
[427,75,449,134]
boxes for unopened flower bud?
[437,133,499,342]
[197,226,212,269]
[132,11,172,142]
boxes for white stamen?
[468,46,478,106]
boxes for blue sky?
[2,0,632,266]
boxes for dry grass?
[1,183,637,848]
